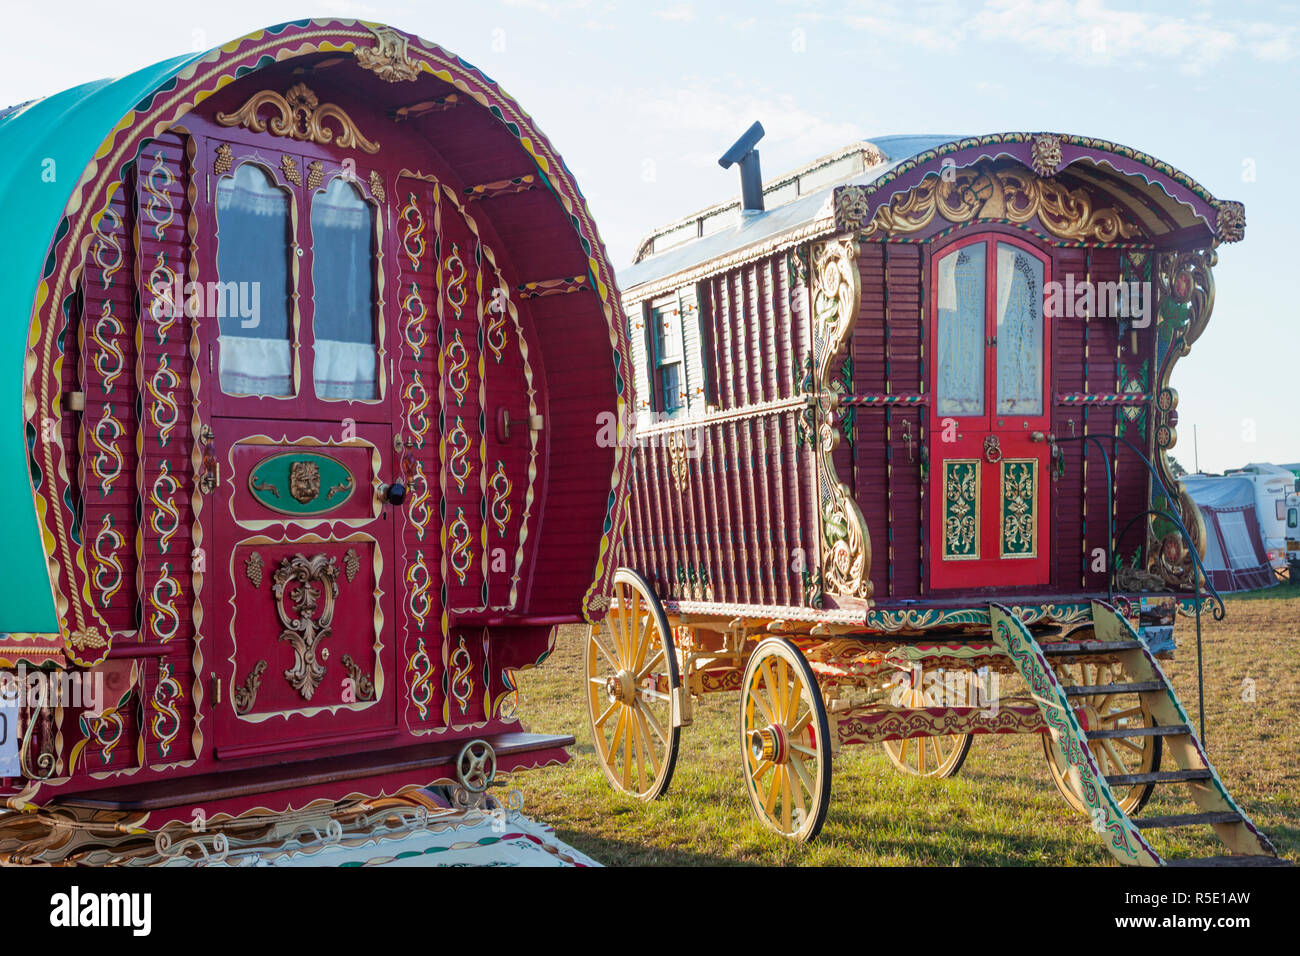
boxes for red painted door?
[202,135,402,758]
[927,234,1052,590]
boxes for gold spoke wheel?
[740,637,832,842]
[1042,630,1160,814]
[882,670,973,778]
[586,569,680,800]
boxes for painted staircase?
[990,601,1286,867]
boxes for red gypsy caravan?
[0,19,631,860]
[592,128,1285,865]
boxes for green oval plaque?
[248,452,356,515]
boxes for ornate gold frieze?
[809,238,873,601]
[272,554,341,701]
[843,159,1142,244]
[354,26,420,83]
[215,82,380,155]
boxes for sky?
[4,0,1297,473]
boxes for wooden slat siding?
[773,255,792,400]
[645,441,674,597]
[726,420,752,604]
[395,176,442,725]
[81,169,139,634]
[681,287,708,416]
[757,261,773,402]
[136,133,194,660]
[762,415,789,604]
[738,418,768,603]
[665,433,691,599]
[751,416,777,603]
[891,245,925,597]
[628,301,653,422]
[1083,248,1120,590]
[148,652,196,764]
[703,423,734,603]
[716,274,734,409]
[747,264,765,405]
[853,242,891,597]
[1053,247,1090,587]
[435,200,480,611]
[683,422,710,600]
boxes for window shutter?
[627,302,654,427]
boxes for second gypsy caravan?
[591,125,1284,865]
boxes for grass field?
[509,584,1300,866]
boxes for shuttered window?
[643,286,710,420]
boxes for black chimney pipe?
[718,121,765,213]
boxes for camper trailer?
[1225,463,1295,573]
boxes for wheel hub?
[605,669,636,705]
[750,724,788,765]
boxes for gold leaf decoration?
[368,170,386,204]
[245,551,264,588]
[354,26,419,83]
[233,660,267,715]
[306,159,324,192]
[848,159,1142,244]
[214,143,233,176]
[280,154,302,187]
[215,82,380,154]
[343,547,360,583]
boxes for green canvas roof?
[0,52,199,632]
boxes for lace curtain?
[311,179,377,400]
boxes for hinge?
[210,672,221,705]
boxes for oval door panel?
[248,452,356,515]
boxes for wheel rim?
[740,639,831,842]
[882,674,972,778]
[1043,652,1159,814]
[586,573,678,800]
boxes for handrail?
[1038,430,1222,744]
[1037,432,1225,620]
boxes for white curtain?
[995,243,1043,416]
[314,339,377,400]
[935,245,986,416]
[220,335,292,397]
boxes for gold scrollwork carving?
[272,554,341,701]
[215,82,380,155]
[809,238,873,602]
[666,432,690,492]
[341,654,376,701]
[354,26,420,83]
[1148,247,1217,590]
[233,660,267,715]
[850,160,1142,244]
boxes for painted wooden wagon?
[0,19,631,859]
[590,130,1285,865]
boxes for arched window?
[310,178,377,400]
[215,162,294,397]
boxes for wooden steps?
[1106,769,1212,786]
[1086,724,1190,740]
[1062,680,1165,696]
[989,601,1285,868]
[1135,811,1242,829]
[1042,640,1143,655]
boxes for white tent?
[1182,475,1278,593]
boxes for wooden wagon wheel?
[1041,644,1161,815]
[585,569,681,801]
[882,669,973,778]
[739,637,833,842]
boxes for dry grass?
[508,588,1299,866]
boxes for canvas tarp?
[1183,475,1277,593]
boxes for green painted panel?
[248,452,356,515]
[1001,459,1037,557]
[942,460,979,559]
